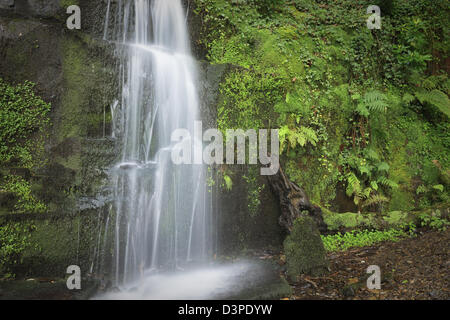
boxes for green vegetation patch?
[321,228,409,252]
[284,216,329,279]
[194,0,449,213]
[0,78,50,214]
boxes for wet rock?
[0,0,14,10]
[283,216,329,280]
[8,0,62,18]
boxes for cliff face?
[0,0,118,278]
[0,1,284,278]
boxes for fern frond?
[361,90,388,114]
[377,162,390,172]
[356,103,370,117]
[378,176,398,188]
[346,172,361,197]
[370,181,379,191]
[367,99,388,113]
[362,194,389,208]
[415,89,450,117]
[402,93,415,105]
[299,126,318,146]
[363,148,380,161]
[358,165,372,177]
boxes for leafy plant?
[0,222,37,278]
[321,228,408,252]
[279,125,318,153]
[0,78,50,213]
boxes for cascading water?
[102,0,212,288]
[96,0,270,300]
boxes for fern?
[356,90,388,116]
[378,176,398,189]
[279,125,318,152]
[275,92,310,116]
[358,165,372,177]
[363,90,388,113]
[362,194,389,208]
[370,181,379,191]
[402,93,415,105]
[363,148,380,161]
[415,89,450,117]
[356,103,370,117]
[346,172,361,197]
[377,162,390,172]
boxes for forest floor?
[1,229,448,300]
[283,228,449,300]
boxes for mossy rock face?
[216,165,284,254]
[283,216,329,280]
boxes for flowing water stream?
[95,0,282,300]
[102,0,212,290]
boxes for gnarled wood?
[268,166,327,233]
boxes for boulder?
[283,216,329,280]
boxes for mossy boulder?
[283,216,329,280]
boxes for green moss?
[283,216,329,279]
[59,38,87,140]
[0,78,50,214]
[323,210,378,231]
[0,221,36,278]
[59,0,79,8]
[383,211,409,226]
[10,210,107,278]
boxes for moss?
[322,206,448,233]
[59,0,79,9]
[383,211,409,226]
[59,37,87,140]
[6,210,107,278]
[0,78,50,213]
[283,216,329,280]
[322,209,378,231]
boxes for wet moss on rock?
[283,216,329,280]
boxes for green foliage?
[0,222,37,278]
[223,174,233,191]
[242,167,264,217]
[0,78,50,213]
[279,125,318,153]
[417,212,449,231]
[321,228,408,252]
[356,90,389,117]
[195,0,449,212]
[413,75,450,118]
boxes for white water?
[102,0,213,289]
[96,262,254,300]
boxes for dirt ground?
[286,228,449,300]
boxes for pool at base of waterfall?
[93,260,291,300]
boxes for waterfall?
[103,0,212,288]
